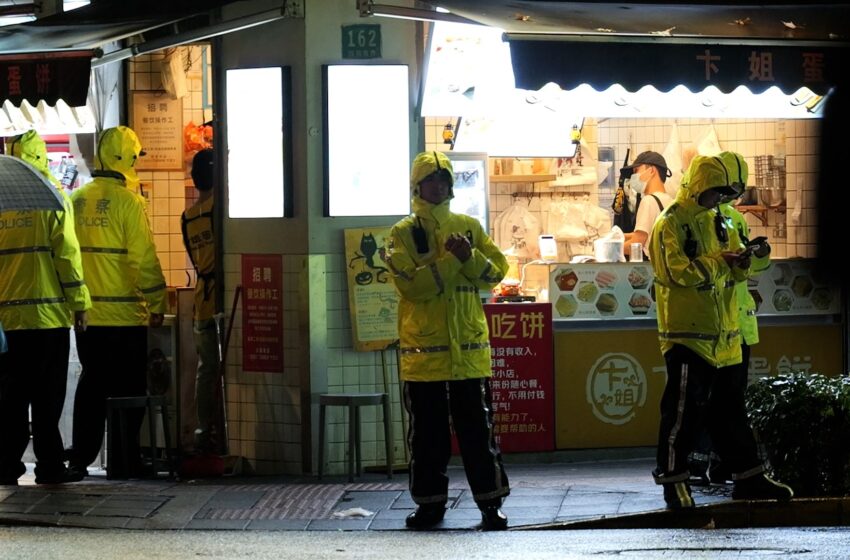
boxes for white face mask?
[628,172,647,195]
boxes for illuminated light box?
[323,64,410,217]
[226,66,293,218]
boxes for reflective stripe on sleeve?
[429,263,444,295]
[140,283,167,294]
[80,246,129,254]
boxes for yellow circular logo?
[586,352,647,425]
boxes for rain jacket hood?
[95,126,143,192]
[677,153,744,208]
[410,151,454,220]
[9,130,60,188]
[716,151,767,346]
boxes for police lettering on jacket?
[74,197,111,227]
[0,213,34,230]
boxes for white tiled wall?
[129,46,213,288]
[426,117,821,258]
[220,253,303,474]
[218,251,406,476]
[322,254,407,475]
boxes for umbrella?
[0,154,65,212]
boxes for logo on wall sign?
[587,352,647,425]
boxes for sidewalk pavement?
[3,456,846,531]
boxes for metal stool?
[317,392,393,482]
[106,395,174,479]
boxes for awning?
[506,36,846,95]
[0,50,92,106]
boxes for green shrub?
[745,372,850,497]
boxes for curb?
[516,497,850,530]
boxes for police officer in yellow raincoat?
[385,151,510,530]
[8,130,62,189]
[1,131,91,485]
[688,152,773,485]
[67,126,168,479]
[649,154,793,509]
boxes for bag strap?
[649,194,664,211]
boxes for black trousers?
[70,326,148,471]
[403,378,510,507]
[0,328,69,480]
[690,344,751,473]
[655,344,762,484]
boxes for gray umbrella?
[0,154,66,212]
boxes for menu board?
[546,260,839,321]
[751,260,840,315]
[343,227,399,351]
[549,263,654,320]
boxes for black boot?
[405,504,446,529]
[732,474,794,501]
[663,481,695,509]
[478,506,508,531]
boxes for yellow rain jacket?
[716,151,770,346]
[386,151,508,382]
[649,155,748,368]
[0,205,90,331]
[8,130,62,190]
[71,126,167,326]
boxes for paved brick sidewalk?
[0,458,735,531]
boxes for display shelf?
[489,174,556,184]
[736,204,786,226]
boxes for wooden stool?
[317,392,393,482]
[106,395,174,479]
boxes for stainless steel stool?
[106,395,174,479]
[317,392,393,482]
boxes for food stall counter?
[520,259,844,450]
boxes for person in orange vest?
[181,149,220,452]
[66,126,167,480]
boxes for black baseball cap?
[625,151,672,178]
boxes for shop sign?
[342,227,398,351]
[555,329,667,449]
[241,254,284,373]
[509,40,845,95]
[341,24,382,59]
[131,91,184,171]
[484,303,555,453]
[747,324,843,383]
[0,52,91,106]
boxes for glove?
[747,236,771,258]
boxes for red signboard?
[241,254,284,372]
[484,303,555,453]
[0,51,92,106]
